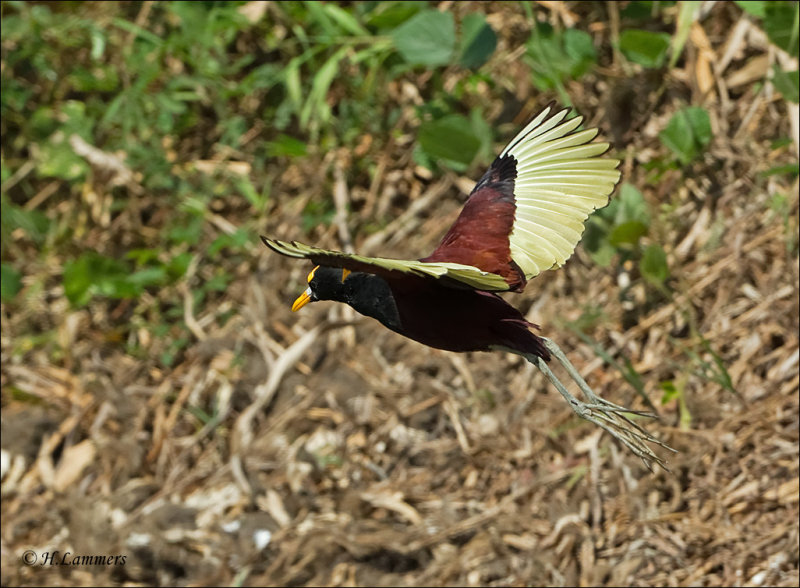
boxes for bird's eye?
[307,266,319,283]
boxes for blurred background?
[1,1,798,586]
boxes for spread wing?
[422,103,621,291]
[263,104,620,293]
[261,237,510,291]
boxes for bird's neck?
[343,273,403,333]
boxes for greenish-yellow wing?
[499,105,622,279]
[261,237,511,291]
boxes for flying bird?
[262,104,672,470]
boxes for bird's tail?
[494,318,551,361]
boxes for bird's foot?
[522,338,676,472]
[561,392,675,472]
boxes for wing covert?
[261,237,511,291]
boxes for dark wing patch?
[470,153,517,201]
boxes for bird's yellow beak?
[292,287,313,312]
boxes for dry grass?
[2,2,798,587]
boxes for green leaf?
[266,134,308,158]
[620,29,671,68]
[0,196,52,244]
[364,1,424,31]
[772,65,799,103]
[735,1,766,18]
[323,4,369,36]
[764,1,799,57]
[670,1,701,68]
[526,23,596,90]
[167,252,193,280]
[615,183,650,225]
[167,215,204,245]
[459,13,497,69]
[125,248,160,265]
[127,266,168,287]
[67,65,120,93]
[418,114,481,167]
[582,220,617,267]
[35,133,89,181]
[63,253,135,307]
[300,46,348,128]
[563,28,596,72]
[608,220,649,247]
[660,380,680,404]
[208,228,250,255]
[1,264,22,301]
[392,9,455,67]
[640,243,669,285]
[659,106,712,164]
[621,1,666,20]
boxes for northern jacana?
[263,104,672,470]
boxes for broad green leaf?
[126,248,160,265]
[582,220,618,267]
[616,183,650,226]
[526,23,596,90]
[1,264,22,301]
[563,28,596,72]
[208,229,250,255]
[392,9,455,67]
[418,114,481,167]
[659,106,712,164]
[459,13,497,69]
[640,243,669,285]
[364,1,424,31]
[772,65,799,103]
[620,29,671,68]
[764,1,799,57]
[63,253,134,307]
[621,1,666,20]
[608,220,649,247]
[35,134,89,181]
[0,197,51,244]
[167,215,204,245]
[735,1,766,18]
[267,134,308,158]
[660,380,680,404]
[167,252,193,280]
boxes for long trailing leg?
[505,338,676,471]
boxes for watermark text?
[22,550,127,567]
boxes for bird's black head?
[292,265,352,311]
[291,265,402,332]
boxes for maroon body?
[328,268,550,361]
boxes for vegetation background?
[2,1,798,586]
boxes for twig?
[180,256,206,341]
[231,319,355,456]
[331,159,354,254]
[1,160,35,194]
[360,177,453,255]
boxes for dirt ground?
[2,2,799,587]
